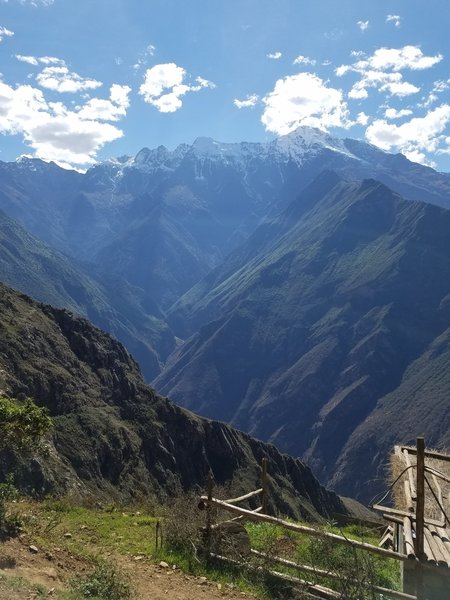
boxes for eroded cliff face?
[0,283,344,520]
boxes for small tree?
[0,394,52,533]
[0,395,52,452]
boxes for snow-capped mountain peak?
[271,126,357,162]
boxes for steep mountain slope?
[0,210,175,379]
[0,282,346,521]
[1,128,449,312]
[156,173,450,501]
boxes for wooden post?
[261,457,268,515]
[415,437,425,559]
[415,437,425,600]
[155,520,160,549]
[206,470,214,560]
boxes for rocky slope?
[156,173,450,501]
[0,282,346,521]
[0,210,175,380]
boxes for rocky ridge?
[0,282,346,521]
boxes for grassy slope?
[0,498,400,600]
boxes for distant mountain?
[0,210,175,379]
[1,127,449,312]
[0,282,348,521]
[156,173,450,501]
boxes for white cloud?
[336,46,441,101]
[0,26,14,42]
[386,14,401,28]
[139,63,184,100]
[16,55,38,65]
[356,112,369,126]
[39,56,65,66]
[432,79,450,93]
[361,46,442,72]
[384,107,413,119]
[16,54,65,66]
[234,94,259,109]
[347,70,419,100]
[357,20,369,31]
[133,44,156,70]
[365,104,450,166]
[267,51,282,60]
[76,84,131,121]
[293,55,316,66]
[36,66,102,93]
[421,79,450,108]
[139,63,214,113]
[1,0,54,5]
[0,80,129,167]
[261,72,350,135]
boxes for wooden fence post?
[261,457,268,514]
[415,437,425,599]
[415,437,425,558]
[155,520,160,549]
[206,470,214,560]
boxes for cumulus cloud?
[362,46,442,71]
[0,80,129,166]
[261,72,350,135]
[384,107,413,119]
[267,51,282,60]
[386,14,401,27]
[234,94,259,109]
[336,46,442,100]
[356,112,369,126]
[0,26,14,42]
[366,104,450,166]
[76,84,131,121]
[357,21,369,31]
[293,55,316,66]
[139,63,214,113]
[36,66,102,93]
[347,71,419,100]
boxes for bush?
[0,395,53,534]
[0,474,20,537]
[71,560,131,600]
[161,492,204,557]
[0,395,52,452]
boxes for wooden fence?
[199,458,417,600]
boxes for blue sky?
[1,0,450,171]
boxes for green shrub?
[0,395,53,452]
[71,560,131,600]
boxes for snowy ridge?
[118,126,358,174]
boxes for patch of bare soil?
[0,533,90,598]
[119,557,256,600]
[0,534,257,600]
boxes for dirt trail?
[0,536,256,600]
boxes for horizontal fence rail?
[200,495,413,563]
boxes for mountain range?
[0,126,449,502]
